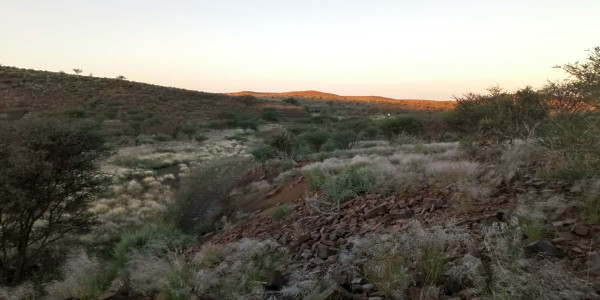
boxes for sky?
[1,1,599,100]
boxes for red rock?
[365,205,386,218]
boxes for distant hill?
[228,90,455,111]
[0,66,252,120]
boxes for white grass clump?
[126,180,143,194]
[191,239,287,298]
[482,222,596,299]
[424,160,480,180]
[127,252,178,295]
[0,282,37,300]
[44,251,99,300]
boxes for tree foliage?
[0,118,109,283]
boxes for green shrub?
[301,129,329,151]
[194,133,207,142]
[379,115,423,140]
[261,108,280,122]
[286,124,317,135]
[360,125,379,139]
[331,130,357,149]
[79,226,193,299]
[269,132,295,158]
[417,242,446,285]
[307,169,328,191]
[250,144,275,162]
[113,155,176,170]
[312,167,379,204]
[270,203,294,221]
[193,220,224,236]
[522,221,544,241]
[135,134,157,145]
[282,97,300,106]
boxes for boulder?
[524,240,563,258]
[571,224,589,236]
[365,205,386,218]
[586,252,600,276]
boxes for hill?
[228,90,455,111]
[0,66,254,121]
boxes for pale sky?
[1,1,599,100]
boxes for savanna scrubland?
[1,48,600,299]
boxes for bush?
[379,115,424,140]
[282,97,300,106]
[448,87,547,144]
[269,132,296,158]
[300,129,329,152]
[75,226,193,299]
[194,133,207,142]
[250,144,275,162]
[270,204,294,221]
[331,130,357,149]
[261,108,280,122]
[307,167,379,204]
[113,155,177,170]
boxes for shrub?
[301,129,329,152]
[269,132,296,158]
[113,155,176,170]
[282,97,300,106]
[324,167,379,203]
[379,115,424,140]
[261,108,280,122]
[178,120,202,139]
[135,134,158,144]
[363,252,412,298]
[270,203,294,221]
[331,130,357,149]
[307,169,328,191]
[194,133,207,142]
[250,144,275,162]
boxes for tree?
[553,47,600,109]
[116,75,126,80]
[0,118,109,283]
[72,68,82,75]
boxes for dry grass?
[44,251,100,300]
[340,221,472,297]
[0,282,37,300]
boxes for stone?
[318,245,337,259]
[365,205,386,218]
[586,252,600,276]
[409,286,439,300]
[297,233,311,243]
[336,226,349,237]
[305,284,355,300]
[361,283,376,294]
[351,277,365,285]
[552,231,576,243]
[266,187,281,198]
[572,224,589,236]
[524,240,563,258]
[570,182,582,193]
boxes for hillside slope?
[228,90,455,111]
[0,66,254,120]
